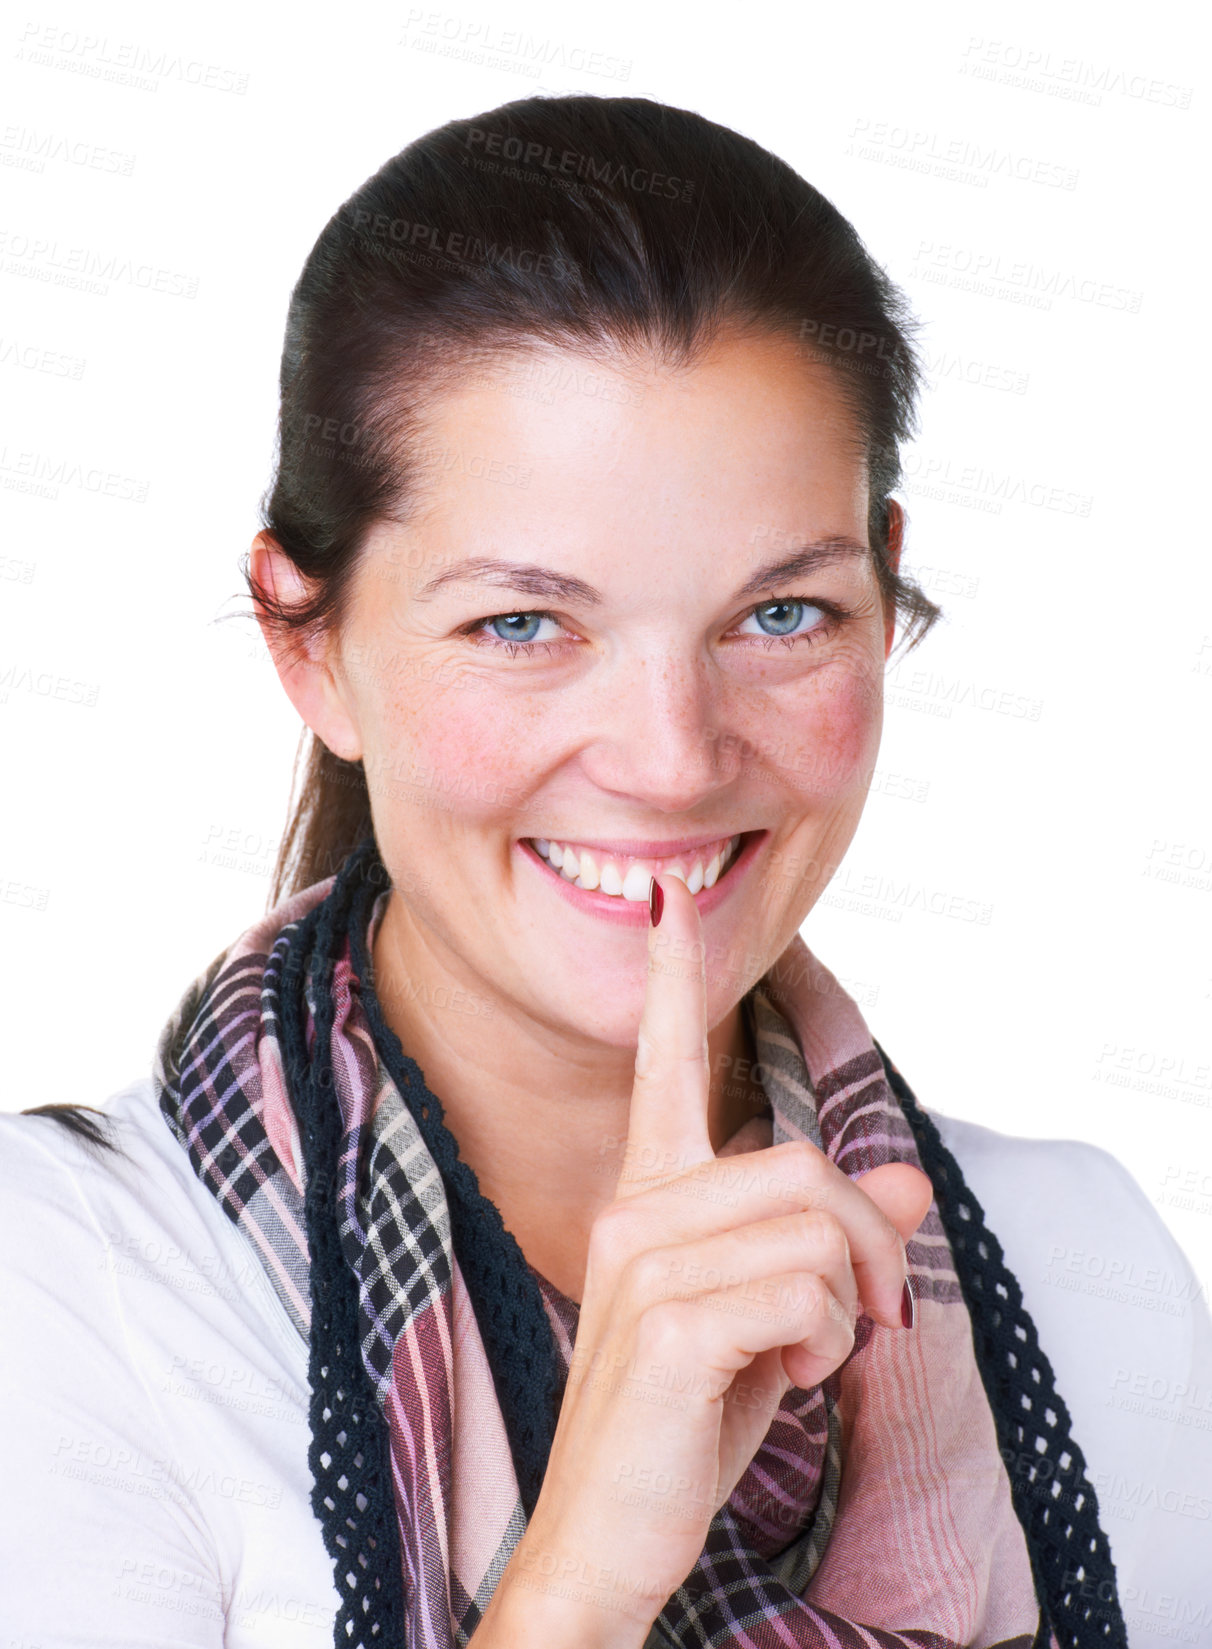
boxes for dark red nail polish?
[648,877,664,927]
[901,1277,916,1330]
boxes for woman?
[3,94,1209,1648]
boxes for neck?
[369,892,767,1248]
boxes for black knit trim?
[873,1039,1129,1649]
[279,849,407,1648]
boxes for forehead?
[369,329,871,599]
[418,327,865,476]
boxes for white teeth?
[599,861,624,896]
[531,834,744,900]
[621,864,651,902]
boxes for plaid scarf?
[153,838,1126,1648]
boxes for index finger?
[616,871,715,1198]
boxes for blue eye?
[485,612,557,644]
[752,600,809,636]
[733,596,850,649]
[463,609,571,654]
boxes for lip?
[516,829,767,926]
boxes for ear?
[249,531,364,762]
[883,499,905,660]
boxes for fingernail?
[648,876,664,928]
[901,1277,916,1330]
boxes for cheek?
[363,678,541,822]
[738,660,883,801]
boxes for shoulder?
[928,1110,1202,1329]
[0,1081,197,1311]
[0,1083,230,1636]
[0,1071,302,1412]
[928,1109,1212,1625]
[0,1080,272,1321]
[0,1074,306,1382]
[0,1080,338,1642]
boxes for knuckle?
[797,1300,857,1367]
[621,1244,682,1308]
[635,1295,694,1359]
[588,1200,640,1270]
[784,1273,825,1319]
[798,1208,849,1265]
[804,1293,854,1350]
[783,1264,816,1310]
[783,1139,824,1176]
[771,1140,828,1201]
[830,1304,858,1353]
[829,1291,858,1335]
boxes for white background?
[2,0,1209,1292]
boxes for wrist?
[479,1537,658,1648]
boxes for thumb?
[854,1161,934,1245]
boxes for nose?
[578,650,737,813]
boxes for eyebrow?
[412,537,870,606]
[732,538,869,600]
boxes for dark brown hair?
[246,92,941,908]
[19,1103,124,1155]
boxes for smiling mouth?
[522,832,748,901]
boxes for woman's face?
[273,327,899,1048]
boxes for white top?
[2,1075,1210,1647]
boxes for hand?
[491,872,934,1642]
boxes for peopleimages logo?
[0,336,86,377]
[0,228,199,298]
[910,240,1143,314]
[15,23,249,93]
[0,443,149,501]
[0,124,136,175]
[847,117,1079,190]
[959,37,1193,110]
[900,451,1093,516]
[400,14,632,84]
